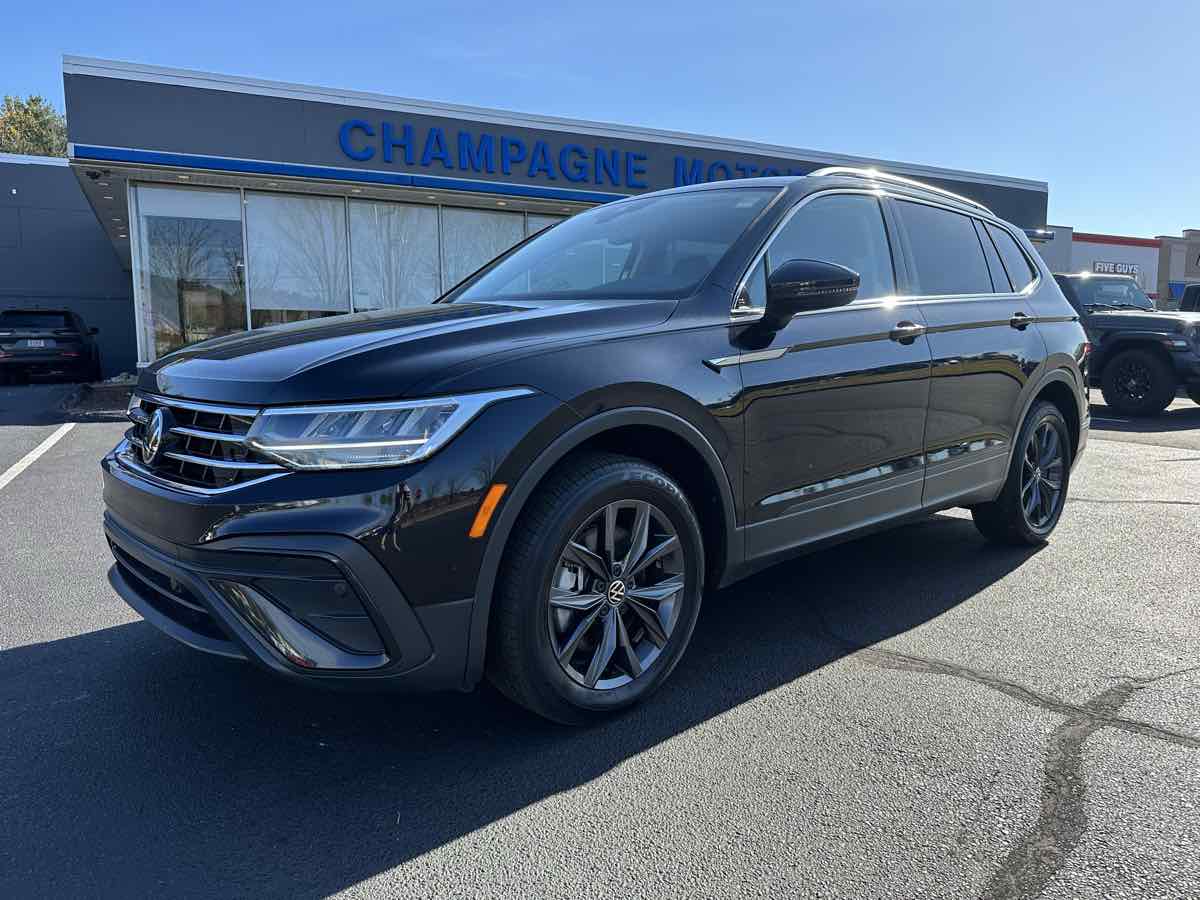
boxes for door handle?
[1010,311,1032,330]
[889,321,926,344]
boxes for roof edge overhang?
[63,54,1048,194]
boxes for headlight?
[244,388,534,470]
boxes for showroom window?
[131,185,246,359]
[441,207,526,289]
[245,192,351,326]
[349,199,440,310]
[129,182,581,363]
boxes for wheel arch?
[462,407,739,689]
[1006,366,1085,476]
[1093,336,1173,377]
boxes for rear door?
[888,199,1046,507]
[739,192,933,561]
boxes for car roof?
[634,169,997,221]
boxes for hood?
[1086,309,1200,331]
[141,299,676,405]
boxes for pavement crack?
[802,613,1200,899]
[979,680,1140,900]
[801,611,1200,750]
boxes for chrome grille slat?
[163,450,283,471]
[124,392,286,491]
[170,425,247,444]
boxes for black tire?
[1100,348,1175,416]
[486,451,705,724]
[972,401,1072,546]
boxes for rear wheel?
[1100,348,1175,416]
[972,401,1071,546]
[487,452,704,724]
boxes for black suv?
[1053,272,1200,414]
[102,170,1089,723]
[0,308,102,384]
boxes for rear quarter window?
[894,201,992,296]
[985,223,1038,292]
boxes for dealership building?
[7,56,1060,374]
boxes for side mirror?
[764,259,859,329]
[88,327,100,335]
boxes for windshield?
[448,187,778,303]
[0,311,72,329]
[1068,277,1155,311]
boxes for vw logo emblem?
[607,580,627,607]
[142,408,169,465]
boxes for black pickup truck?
[1054,273,1200,416]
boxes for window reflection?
[246,192,350,327]
[441,208,525,289]
[133,186,245,358]
[349,200,440,310]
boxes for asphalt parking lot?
[1,384,1198,899]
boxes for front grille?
[125,393,286,491]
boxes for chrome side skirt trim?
[759,438,1007,507]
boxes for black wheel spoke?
[627,598,669,648]
[619,501,650,575]
[563,540,608,581]
[626,576,684,604]
[616,613,642,677]
[628,535,679,579]
[558,606,603,662]
[549,588,604,611]
[584,613,618,687]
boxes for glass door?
[131,185,247,360]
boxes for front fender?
[462,406,740,689]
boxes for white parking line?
[0,423,75,493]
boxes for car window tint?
[985,223,1037,292]
[765,194,895,301]
[895,201,992,296]
[974,219,1011,292]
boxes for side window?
[765,194,895,301]
[985,223,1038,292]
[895,200,992,296]
[973,219,1011,292]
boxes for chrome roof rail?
[807,166,994,215]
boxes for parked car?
[0,308,102,384]
[102,169,1089,723]
[1179,283,1200,312]
[1053,272,1200,413]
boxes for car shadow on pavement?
[0,514,1041,898]
[1089,401,1200,433]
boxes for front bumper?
[104,511,473,690]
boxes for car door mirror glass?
[764,259,859,328]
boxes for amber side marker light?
[469,484,508,538]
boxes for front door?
[738,193,933,562]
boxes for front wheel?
[1100,348,1175,416]
[972,401,1072,546]
[487,452,705,724]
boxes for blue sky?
[5,0,1195,237]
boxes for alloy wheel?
[1115,358,1152,403]
[1021,421,1065,530]
[548,500,685,690]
